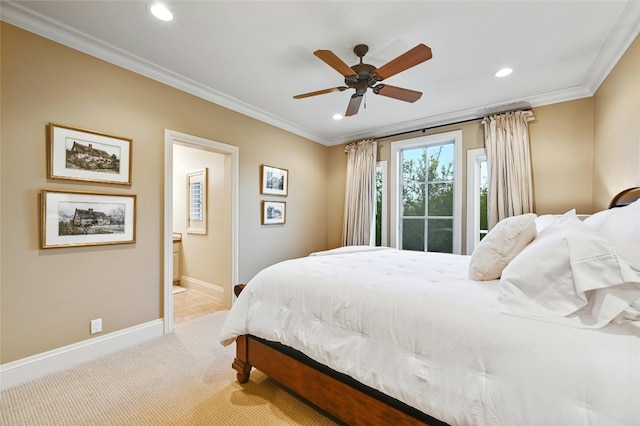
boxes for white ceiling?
[2,1,640,146]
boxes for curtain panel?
[342,139,377,246]
[482,110,535,229]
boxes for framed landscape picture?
[262,201,286,225]
[260,164,288,196]
[41,190,136,248]
[47,123,132,185]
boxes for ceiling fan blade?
[373,84,422,103]
[345,94,363,116]
[314,50,358,78]
[293,86,348,99]
[372,44,432,81]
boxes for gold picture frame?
[260,164,288,196]
[41,190,136,248]
[262,200,286,225]
[47,123,132,185]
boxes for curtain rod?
[375,107,532,142]
[375,116,481,141]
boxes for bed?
[220,188,640,425]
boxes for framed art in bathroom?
[41,190,136,248]
[260,164,288,196]
[47,122,133,185]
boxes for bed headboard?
[609,187,640,208]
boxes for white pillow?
[468,213,537,281]
[585,199,640,274]
[499,211,640,328]
[583,208,618,231]
[534,214,562,233]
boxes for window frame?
[390,130,463,254]
[466,148,487,254]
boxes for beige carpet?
[0,311,339,425]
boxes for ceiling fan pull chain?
[364,92,367,110]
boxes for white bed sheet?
[220,247,640,425]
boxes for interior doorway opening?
[163,129,239,334]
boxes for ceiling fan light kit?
[294,43,432,117]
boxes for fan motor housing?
[346,63,377,90]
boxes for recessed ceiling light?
[332,114,343,120]
[495,67,513,78]
[150,3,173,21]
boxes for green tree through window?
[479,159,488,241]
[401,144,454,252]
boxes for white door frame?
[163,129,239,334]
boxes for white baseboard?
[179,275,224,303]
[0,319,164,391]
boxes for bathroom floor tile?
[173,287,225,324]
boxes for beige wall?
[529,98,594,214]
[326,144,348,249]
[0,23,328,363]
[593,34,640,209]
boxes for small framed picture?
[41,190,136,248]
[47,123,132,185]
[260,164,288,196]
[262,201,286,225]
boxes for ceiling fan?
[293,43,432,117]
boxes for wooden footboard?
[232,334,446,426]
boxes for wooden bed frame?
[609,186,640,208]
[231,187,640,426]
[232,333,444,425]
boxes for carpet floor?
[0,311,339,425]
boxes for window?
[189,181,203,221]
[186,168,207,234]
[390,131,462,254]
[466,148,488,254]
[375,161,387,246]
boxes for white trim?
[179,276,224,303]
[0,319,163,391]
[164,130,239,335]
[390,131,463,253]
[389,146,400,249]
[466,148,487,255]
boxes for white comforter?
[220,247,640,425]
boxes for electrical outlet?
[90,318,102,334]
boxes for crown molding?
[0,1,327,145]
[3,1,638,147]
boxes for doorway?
[163,129,239,334]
